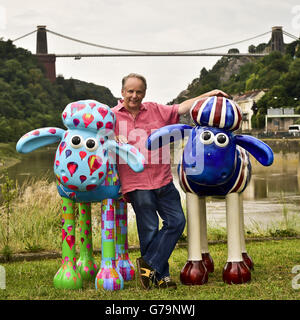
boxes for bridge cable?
[45,28,272,54]
[168,31,272,53]
[12,30,37,42]
[282,31,299,41]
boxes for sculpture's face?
[54,129,109,191]
[54,100,115,192]
[183,126,237,186]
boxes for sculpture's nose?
[221,171,229,179]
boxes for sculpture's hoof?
[53,260,83,289]
[116,259,135,281]
[202,253,214,273]
[223,261,251,284]
[95,267,124,290]
[77,258,98,281]
[180,260,208,285]
[242,252,254,270]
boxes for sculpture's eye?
[85,138,98,152]
[70,135,83,149]
[200,131,214,144]
[215,133,229,147]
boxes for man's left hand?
[201,89,231,99]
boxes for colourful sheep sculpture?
[147,95,274,285]
[16,100,145,290]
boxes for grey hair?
[122,73,147,90]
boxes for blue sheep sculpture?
[147,95,274,285]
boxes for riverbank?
[261,137,300,153]
[0,143,21,172]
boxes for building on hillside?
[265,108,300,132]
[233,90,267,131]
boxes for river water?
[2,141,300,231]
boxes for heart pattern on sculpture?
[79,151,87,160]
[97,107,108,119]
[67,162,78,177]
[82,113,94,128]
[66,235,75,250]
[88,155,102,175]
[59,141,66,155]
[62,229,67,241]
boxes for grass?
[0,239,299,300]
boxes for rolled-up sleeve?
[156,103,180,125]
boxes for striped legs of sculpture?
[54,197,133,290]
[96,199,124,290]
[77,202,98,281]
[53,197,83,289]
[115,198,135,281]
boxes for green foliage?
[269,228,298,237]
[0,171,18,260]
[248,42,269,54]
[171,40,300,120]
[0,40,118,142]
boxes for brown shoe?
[136,257,156,290]
[155,276,177,289]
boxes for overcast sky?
[1,0,300,104]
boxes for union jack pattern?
[190,96,242,131]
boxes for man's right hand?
[115,135,128,144]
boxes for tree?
[248,45,256,53]
[228,48,240,54]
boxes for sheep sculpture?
[147,95,274,285]
[16,99,145,290]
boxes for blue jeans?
[128,181,186,280]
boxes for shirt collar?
[115,99,147,112]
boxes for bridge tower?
[271,26,284,53]
[35,26,56,82]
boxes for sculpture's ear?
[16,127,65,154]
[147,124,193,150]
[234,135,274,166]
[106,140,145,173]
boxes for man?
[112,73,229,290]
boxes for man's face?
[121,77,146,111]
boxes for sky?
[1,0,300,104]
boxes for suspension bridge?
[11,26,299,82]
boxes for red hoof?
[180,260,208,285]
[242,252,254,270]
[202,253,214,273]
[223,261,251,284]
